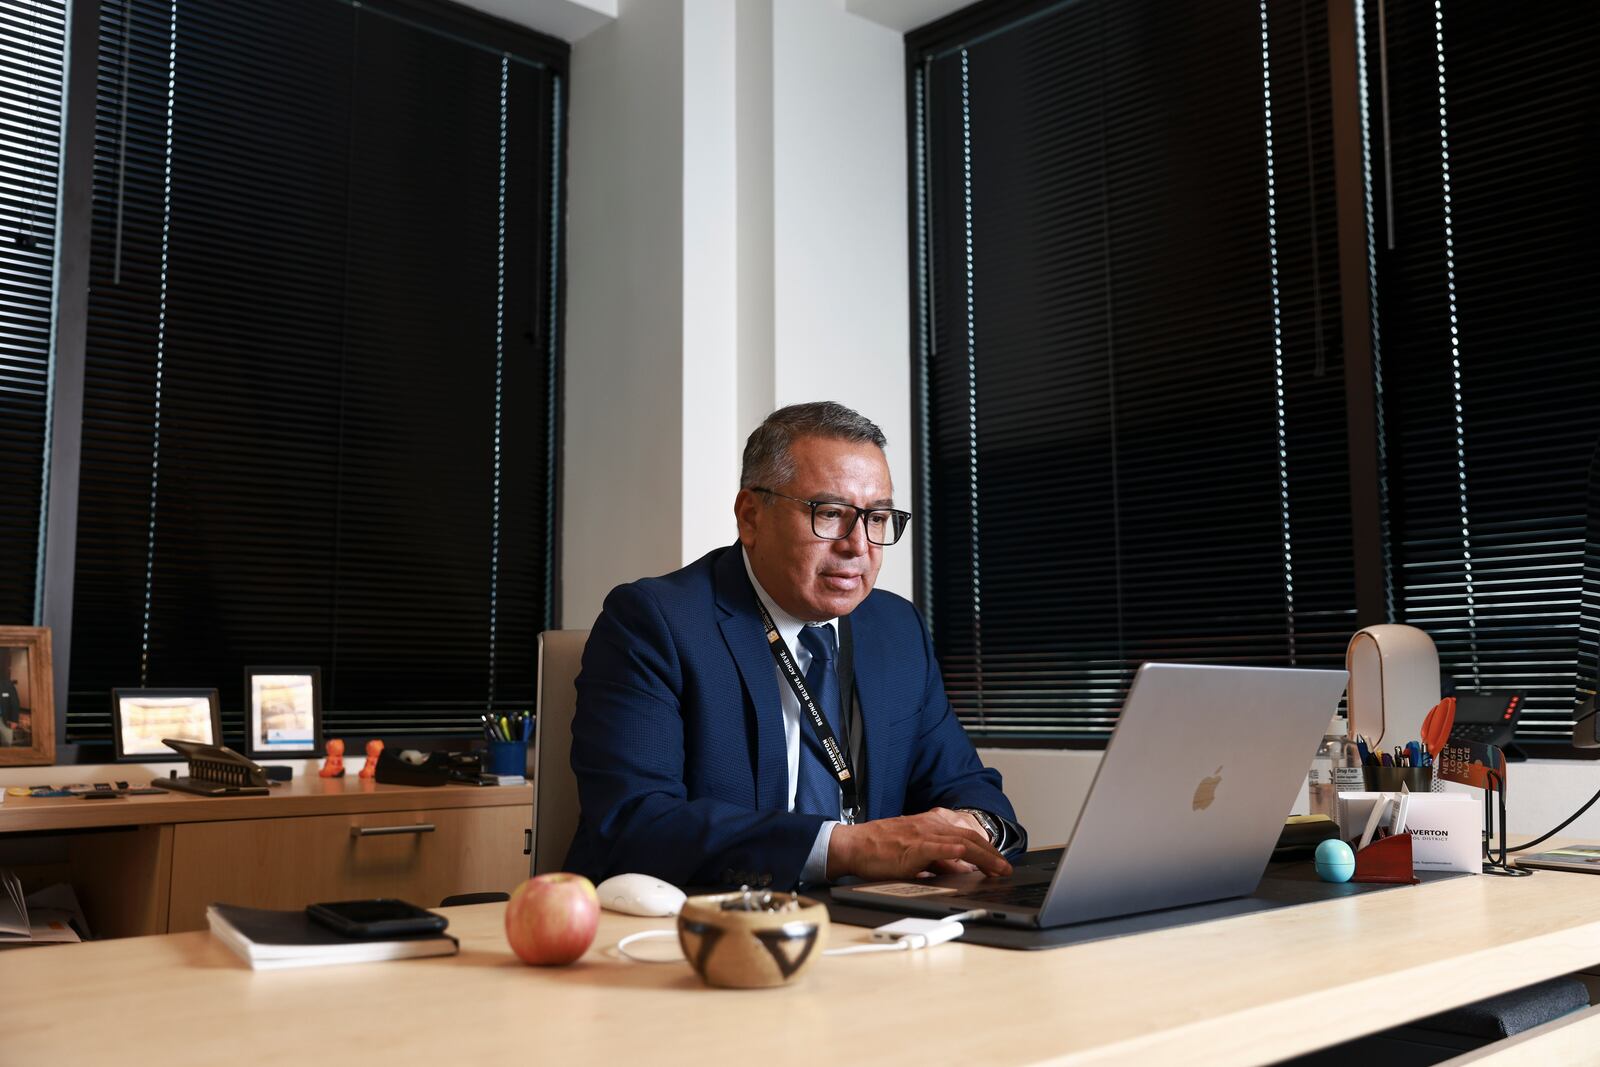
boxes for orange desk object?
[1421,696,1456,759]
[1353,832,1418,885]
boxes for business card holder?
[1352,832,1418,885]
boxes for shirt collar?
[740,547,839,650]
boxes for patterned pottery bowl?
[676,890,830,988]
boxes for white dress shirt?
[740,549,840,883]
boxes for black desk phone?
[1449,691,1527,760]
[151,738,272,796]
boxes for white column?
[771,0,912,597]
[681,0,742,565]
[561,0,914,625]
[563,0,687,624]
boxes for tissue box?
[1337,791,1479,874]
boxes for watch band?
[957,807,1001,847]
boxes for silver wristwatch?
[957,807,1001,847]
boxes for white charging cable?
[616,929,682,963]
[823,919,964,955]
[616,910,985,963]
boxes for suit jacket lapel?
[713,545,789,812]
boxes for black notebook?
[207,904,458,970]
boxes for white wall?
[978,748,1102,847]
[735,0,776,438]
[771,0,913,598]
[561,0,912,626]
[563,0,687,621]
[974,747,1600,849]
[681,0,743,561]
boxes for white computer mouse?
[595,873,687,917]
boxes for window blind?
[1368,1,1600,746]
[67,0,564,743]
[912,0,1354,742]
[0,0,65,624]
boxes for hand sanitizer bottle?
[1307,714,1347,818]
[1330,719,1365,827]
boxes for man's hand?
[925,807,995,875]
[825,808,1012,882]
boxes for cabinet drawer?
[167,805,530,932]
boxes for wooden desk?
[0,777,532,937]
[7,864,1600,1065]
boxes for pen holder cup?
[1364,766,1432,793]
[485,740,528,777]
[676,891,830,989]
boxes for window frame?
[905,0,1600,756]
[40,0,569,763]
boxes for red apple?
[504,872,600,965]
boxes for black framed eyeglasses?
[751,488,912,546]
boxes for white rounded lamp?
[1345,624,1440,747]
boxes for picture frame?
[242,666,322,760]
[111,688,221,761]
[0,626,55,766]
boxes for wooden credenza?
[0,776,533,937]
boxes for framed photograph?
[242,666,322,760]
[0,626,54,766]
[111,688,221,761]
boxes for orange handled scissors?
[1421,696,1457,757]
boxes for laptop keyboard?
[952,882,1052,908]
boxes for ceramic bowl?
[675,890,830,988]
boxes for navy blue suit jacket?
[564,544,1022,889]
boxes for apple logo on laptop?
[1192,767,1224,811]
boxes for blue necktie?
[793,624,843,817]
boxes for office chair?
[531,629,589,876]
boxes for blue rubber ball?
[1314,838,1356,883]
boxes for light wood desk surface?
[0,775,532,833]
[8,861,1600,1066]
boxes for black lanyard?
[753,599,862,824]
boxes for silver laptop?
[833,662,1349,928]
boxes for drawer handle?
[351,823,436,838]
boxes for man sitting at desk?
[567,401,1025,889]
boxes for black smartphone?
[305,899,448,938]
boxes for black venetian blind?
[67,0,564,742]
[912,0,1353,742]
[1370,2,1600,745]
[0,0,66,624]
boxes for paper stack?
[0,871,86,945]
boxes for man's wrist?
[824,821,857,880]
[800,820,838,885]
